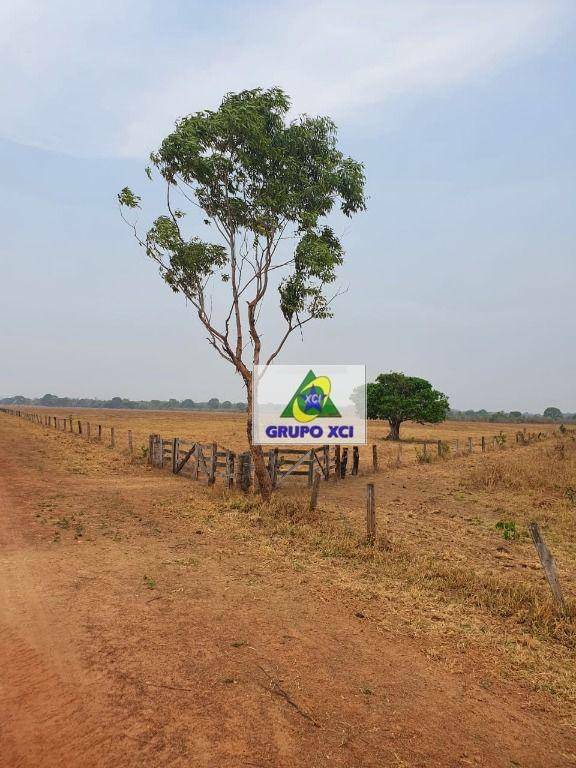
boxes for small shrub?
[415,446,433,464]
[438,441,450,459]
[143,575,156,589]
[554,443,566,460]
[496,520,518,541]
[495,431,507,447]
[565,487,576,505]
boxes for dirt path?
[0,416,574,767]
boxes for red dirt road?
[0,417,574,767]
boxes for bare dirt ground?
[1,413,575,767]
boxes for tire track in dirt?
[0,462,145,768]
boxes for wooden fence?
[146,438,368,490]
[0,407,552,492]
[0,407,125,450]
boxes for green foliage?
[144,216,227,297]
[544,407,563,420]
[280,227,344,321]
[495,520,518,541]
[366,372,449,437]
[143,575,156,589]
[118,187,141,209]
[118,87,365,327]
[0,393,247,411]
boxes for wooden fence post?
[239,452,251,492]
[372,444,378,472]
[323,445,330,480]
[267,448,278,488]
[528,522,566,614]
[309,471,321,512]
[128,430,133,454]
[148,434,154,465]
[69,416,73,432]
[366,483,376,545]
[110,427,115,448]
[437,440,442,457]
[226,450,235,489]
[193,445,200,480]
[467,437,472,452]
[352,446,359,475]
[86,422,91,440]
[481,436,486,452]
[273,447,279,487]
[340,447,348,479]
[307,450,315,486]
[209,442,217,485]
[77,420,82,435]
[172,438,179,473]
[334,446,341,480]
[98,424,102,442]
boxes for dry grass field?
[1,408,575,766]
[15,405,553,463]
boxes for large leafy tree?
[543,406,563,420]
[366,372,449,440]
[118,88,366,500]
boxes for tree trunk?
[245,375,273,502]
[386,418,401,441]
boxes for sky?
[0,0,575,412]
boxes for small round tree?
[543,407,563,421]
[118,88,366,500]
[366,372,449,440]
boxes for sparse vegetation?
[466,439,576,499]
[495,520,518,541]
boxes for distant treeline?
[0,393,247,412]
[1,395,572,423]
[448,408,574,424]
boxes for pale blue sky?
[1,1,575,411]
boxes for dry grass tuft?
[465,439,576,499]
[412,555,576,646]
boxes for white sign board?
[252,364,366,445]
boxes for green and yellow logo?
[280,369,341,423]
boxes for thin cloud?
[0,0,568,158]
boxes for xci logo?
[280,370,341,423]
